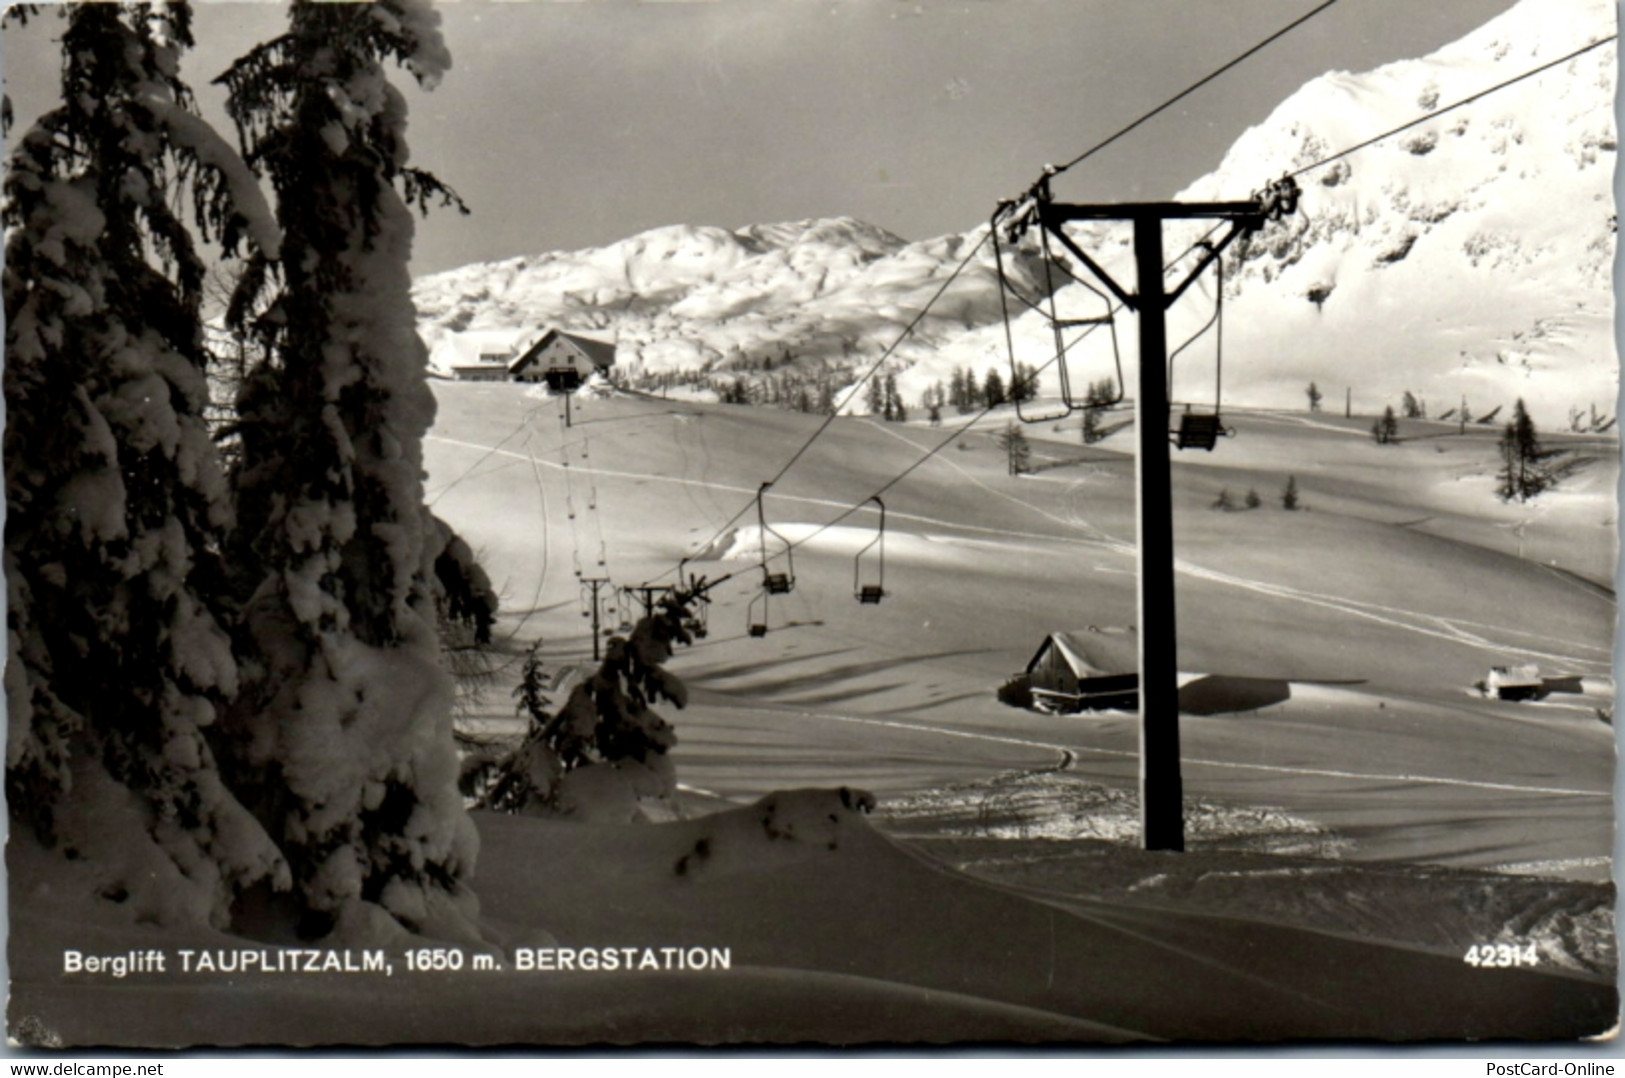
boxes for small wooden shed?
[1486,664,1543,701]
[1024,631,1139,713]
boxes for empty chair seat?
[1175,412,1222,451]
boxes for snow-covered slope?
[413,0,1616,425]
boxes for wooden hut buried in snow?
[508,329,617,388]
[1024,631,1139,714]
[1485,664,1543,701]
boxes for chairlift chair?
[1166,246,1231,453]
[756,481,795,595]
[853,496,887,604]
[610,590,633,633]
[1174,410,1225,451]
[747,589,769,638]
[989,204,1125,426]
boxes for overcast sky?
[3,0,1525,277]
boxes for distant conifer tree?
[1281,475,1301,510]
[1497,398,1564,503]
[1371,405,1399,444]
[984,368,1006,408]
[866,371,886,417]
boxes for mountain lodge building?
[449,329,617,383]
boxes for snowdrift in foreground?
[10,788,1615,1046]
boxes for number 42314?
[1463,942,1539,968]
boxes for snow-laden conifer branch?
[4,3,289,928]
[216,0,483,943]
[466,588,701,819]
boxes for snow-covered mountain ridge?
[1169,0,1617,421]
[413,0,1616,424]
[413,215,1045,380]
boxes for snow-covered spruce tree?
[3,3,288,926]
[430,514,500,719]
[468,589,698,821]
[215,0,480,942]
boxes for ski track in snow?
[893,425,1612,667]
[429,418,1613,672]
[426,431,1126,553]
[767,707,1611,801]
[864,418,1122,547]
[1244,412,1402,438]
[881,423,1611,669]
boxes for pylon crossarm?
[1043,199,1267,223]
[1039,223,1137,309]
[1164,221,1251,306]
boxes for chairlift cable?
[764,232,992,487]
[667,232,993,582]
[425,402,542,509]
[664,0,1364,586]
[656,20,1619,598]
[557,407,584,578]
[1052,0,1342,176]
[668,0,1343,583]
[578,432,610,572]
[477,435,568,676]
[489,437,554,650]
